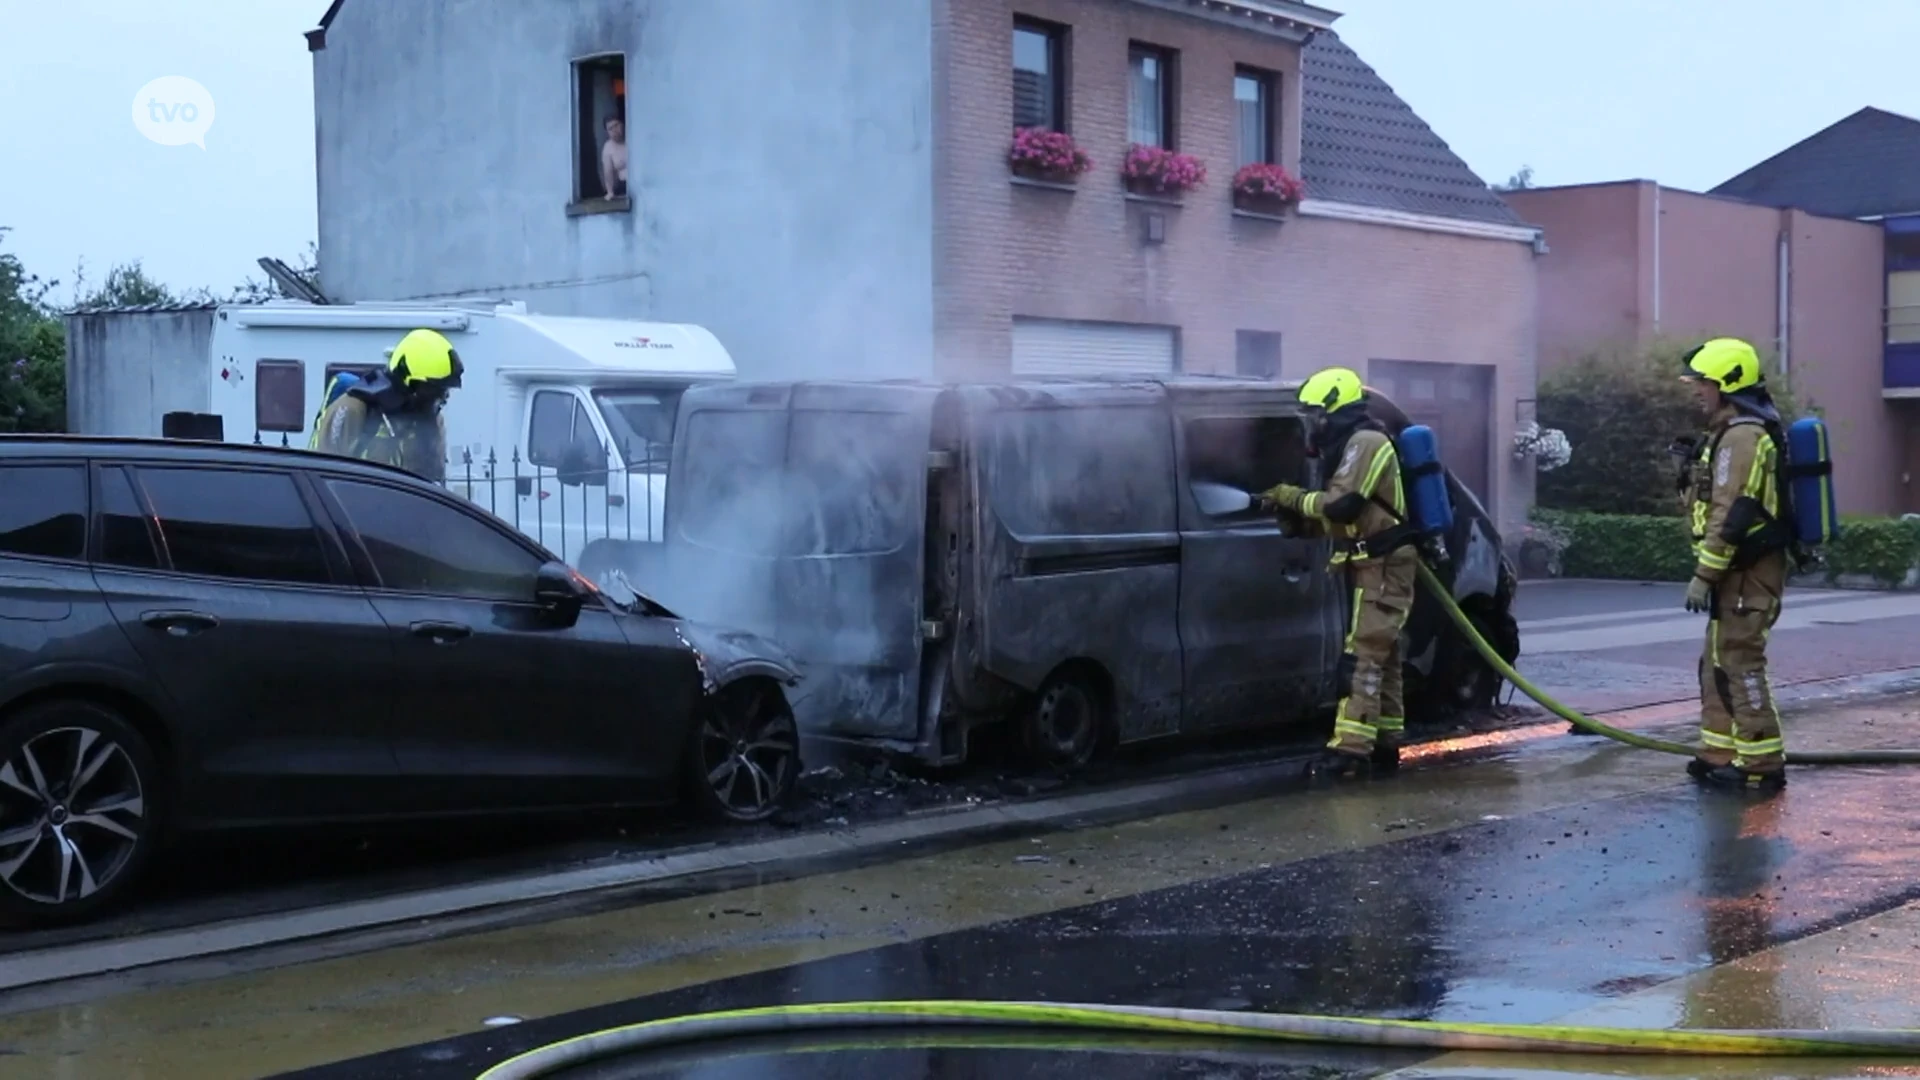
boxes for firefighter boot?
[1700,765,1787,795]
[1306,750,1372,785]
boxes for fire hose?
[475,550,1920,1078]
[474,1001,1920,1077]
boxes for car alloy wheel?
[697,685,799,823]
[0,725,149,908]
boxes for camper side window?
[255,359,305,433]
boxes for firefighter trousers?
[1328,549,1418,756]
[1698,549,1788,773]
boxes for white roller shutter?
[1011,318,1176,376]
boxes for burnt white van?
[624,377,1518,767]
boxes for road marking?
[1522,594,1920,654]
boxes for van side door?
[971,397,1184,744]
[1174,410,1339,731]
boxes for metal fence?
[250,431,669,568]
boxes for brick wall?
[933,0,1538,527]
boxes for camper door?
[518,386,618,566]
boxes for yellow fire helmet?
[388,328,465,389]
[1297,366,1366,413]
[1681,338,1762,394]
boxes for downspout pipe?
[1777,213,1793,378]
[1651,184,1662,333]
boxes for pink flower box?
[1231,163,1306,213]
[1009,127,1093,183]
[1122,144,1207,196]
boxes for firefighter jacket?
[1300,426,1406,565]
[1689,404,1782,584]
[314,389,448,484]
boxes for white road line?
[1523,593,1920,654]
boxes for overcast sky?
[2,0,1915,304]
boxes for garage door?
[1367,359,1494,505]
[1011,318,1177,376]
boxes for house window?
[1235,331,1281,379]
[1128,44,1175,148]
[1013,18,1066,131]
[255,359,305,433]
[1234,67,1275,167]
[573,54,627,203]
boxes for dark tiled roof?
[1710,107,1920,219]
[1299,31,1524,226]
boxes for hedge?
[1530,509,1920,586]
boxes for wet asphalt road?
[8,688,1918,1078]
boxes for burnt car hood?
[668,619,804,692]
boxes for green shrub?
[1532,509,1696,581]
[1533,509,1920,587]
[1536,340,1804,518]
[1821,517,1920,587]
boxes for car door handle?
[140,610,219,637]
[409,620,472,645]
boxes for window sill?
[566,196,631,217]
[1123,191,1185,208]
[1010,175,1078,194]
[1231,207,1290,224]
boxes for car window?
[0,464,86,561]
[97,466,161,570]
[328,479,544,600]
[134,467,333,585]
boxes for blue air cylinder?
[1397,424,1454,537]
[1785,416,1839,545]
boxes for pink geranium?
[1009,127,1093,181]
[1232,162,1307,206]
[1122,144,1207,195]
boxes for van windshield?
[592,389,683,472]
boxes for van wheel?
[1022,672,1106,770]
[1449,609,1514,711]
[683,680,800,825]
[0,700,164,925]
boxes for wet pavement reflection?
[280,752,1920,1080]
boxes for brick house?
[307,0,1542,527]
[1506,107,1920,515]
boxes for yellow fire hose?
[475,562,1920,1078]
[1413,562,1920,765]
[475,1001,1920,1077]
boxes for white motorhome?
[68,298,737,569]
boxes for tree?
[0,228,68,432]
[1496,165,1535,192]
[70,259,196,311]
[1535,340,1803,517]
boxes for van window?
[593,388,682,471]
[528,390,604,471]
[987,406,1175,536]
[1183,415,1309,517]
[787,410,915,555]
[677,409,917,556]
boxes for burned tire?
[0,700,164,925]
[1022,671,1106,770]
[683,680,800,825]
[1444,608,1515,711]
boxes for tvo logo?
[132,76,216,149]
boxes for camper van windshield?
[592,389,682,472]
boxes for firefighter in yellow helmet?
[313,328,464,483]
[1259,366,1416,781]
[1679,338,1789,794]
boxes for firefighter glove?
[1684,575,1713,614]
[1260,483,1306,511]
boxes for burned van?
[637,378,1518,767]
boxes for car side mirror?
[534,561,587,626]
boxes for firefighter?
[1260,367,1416,781]
[1680,338,1789,793]
[313,328,463,483]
